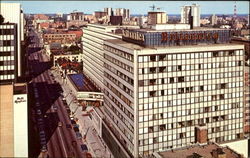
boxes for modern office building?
[0,83,28,157]
[66,11,88,28]
[231,37,250,136]
[67,11,84,21]
[114,8,130,21]
[0,3,24,78]
[94,11,108,19]
[101,26,246,157]
[104,8,113,16]
[244,63,250,136]
[81,24,139,91]
[148,11,168,25]
[210,14,218,26]
[181,4,200,28]
[0,23,17,84]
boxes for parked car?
[76,132,82,139]
[41,145,47,152]
[80,144,88,152]
[53,104,58,110]
[37,109,42,115]
[58,122,63,127]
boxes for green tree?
[0,14,4,24]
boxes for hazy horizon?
[2,1,250,15]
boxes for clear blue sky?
[3,1,250,15]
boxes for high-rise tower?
[234,1,237,19]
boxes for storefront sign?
[161,32,219,42]
[122,30,145,42]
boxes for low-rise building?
[53,53,80,67]
[43,33,76,45]
[66,74,103,106]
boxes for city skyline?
[3,1,250,15]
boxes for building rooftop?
[67,74,100,92]
[155,143,243,158]
[14,83,27,95]
[231,36,250,42]
[131,26,227,33]
[104,38,244,51]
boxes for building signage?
[122,29,229,47]
[161,32,219,42]
[122,30,145,42]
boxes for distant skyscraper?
[0,3,24,78]
[210,14,218,25]
[181,4,200,28]
[104,8,113,16]
[114,8,130,21]
[234,1,237,19]
[69,11,84,21]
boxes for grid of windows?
[103,44,135,155]
[137,49,244,156]
[103,41,245,157]
[0,24,16,84]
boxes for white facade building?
[13,83,28,157]
[81,24,138,91]
[181,4,200,27]
[114,8,130,21]
[104,8,113,16]
[101,27,245,157]
[0,3,24,77]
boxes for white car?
[37,109,42,115]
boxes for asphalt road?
[27,28,83,158]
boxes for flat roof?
[131,26,227,33]
[157,143,242,158]
[104,38,244,51]
[105,39,144,50]
[67,74,100,92]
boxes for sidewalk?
[50,68,113,158]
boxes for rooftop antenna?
[233,1,237,19]
[157,7,164,11]
[150,5,156,11]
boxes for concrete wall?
[13,93,28,157]
[0,85,14,157]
